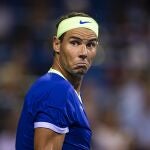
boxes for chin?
[74,68,88,76]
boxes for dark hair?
[56,12,92,41]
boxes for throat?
[69,76,82,94]
[61,69,82,93]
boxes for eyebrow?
[69,36,98,42]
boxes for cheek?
[60,48,75,66]
[62,46,77,62]
[60,52,68,65]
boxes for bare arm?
[34,128,65,150]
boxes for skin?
[34,27,98,150]
[53,27,98,92]
[34,128,65,150]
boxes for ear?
[53,36,60,53]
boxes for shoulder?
[28,73,70,95]
[25,73,74,109]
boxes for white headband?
[56,16,99,38]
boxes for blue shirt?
[16,69,92,150]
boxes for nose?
[79,44,87,59]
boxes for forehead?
[64,27,97,40]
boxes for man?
[16,12,99,150]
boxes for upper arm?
[34,127,65,150]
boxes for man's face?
[55,27,98,76]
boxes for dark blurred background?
[0,0,150,149]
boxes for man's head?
[52,12,99,77]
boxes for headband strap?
[57,16,99,38]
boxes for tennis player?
[16,12,99,150]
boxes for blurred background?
[0,0,150,149]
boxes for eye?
[70,40,81,46]
[86,41,97,49]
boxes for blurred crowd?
[0,0,150,150]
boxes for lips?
[74,62,88,69]
[77,62,87,65]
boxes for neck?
[68,75,83,94]
[52,57,83,94]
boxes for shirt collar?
[48,68,67,80]
[48,68,82,103]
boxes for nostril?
[79,53,87,59]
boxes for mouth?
[73,62,88,70]
[71,62,90,75]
